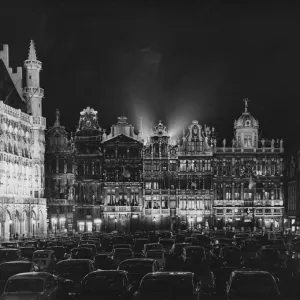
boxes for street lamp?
[153,216,156,234]
[52,218,57,236]
[114,217,117,231]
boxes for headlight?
[298,254,300,258]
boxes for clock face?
[86,120,91,127]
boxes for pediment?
[102,133,142,145]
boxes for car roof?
[184,246,204,249]
[232,270,271,276]
[8,272,54,280]
[56,259,93,265]
[0,248,18,251]
[87,270,127,277]
[143,272,193,279]
[119,258,156,264]
[34,250,54,253]
[0,261,32,266]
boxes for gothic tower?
[23,40,44,116]
[23,40,46,199]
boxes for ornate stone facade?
[0,42,47,239]
[46,100,284,233]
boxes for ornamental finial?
[243,98,250,112]
[54,108,60,127]
[28,40,37,61]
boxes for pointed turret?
[23,40,43,116]
[28,40,37,61]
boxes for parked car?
[78,270,135,300]
[47,246,67,262]
[109,248,134,268]
[158,238,175,255]
[225,270,280,300]
[70,247,95,261]
[132,272,201,300]
[0,272,73,300]
[182,246,206,262]
[169,243,191,258]
[145,250,165,269]
[142,243,163,257]
[33,250,57,273]
[0,249,22,264]
[0,261,40,293]
[20,246,36,261]
[118,258,161,286]
[54,259,95,295]
[1,242,19,249]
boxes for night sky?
[1,0,299,157]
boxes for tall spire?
[28,40,37,61]
[54,108,60,127]
[243,97,250,112]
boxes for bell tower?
[23,40,44,116]
[23,40,46,199]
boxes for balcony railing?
[103,206,142,212]
[213,200,283,207]
[143,208,170,215]
[47,199,75,206]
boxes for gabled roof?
[102,133,143,145]
[0,59,25,111]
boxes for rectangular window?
[153,162,160,171]
[144,163,152,171]
[169,161,177,171]
[180,161,187,172]
[145,182,152,189]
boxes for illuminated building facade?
[0,42,47,238]
[45,100,284,233]
[212,100,284,230]
[285,154,300,230]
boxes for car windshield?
[5,278,44,293]
[54,263,90,277]
[71,249,93,258]
[146,244,162,250]
[0,251,18,260]
[186,248,205,257]
[147,252,163,258]
[84,275,124,291]
[34,253,49,259]
[230,274,276,296]
[141,277,193,295]
[0,264,31,280]
[160,240,174,246]
[261,249,280,261]
[119,262,153,273]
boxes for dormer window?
[245,120,251,127]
